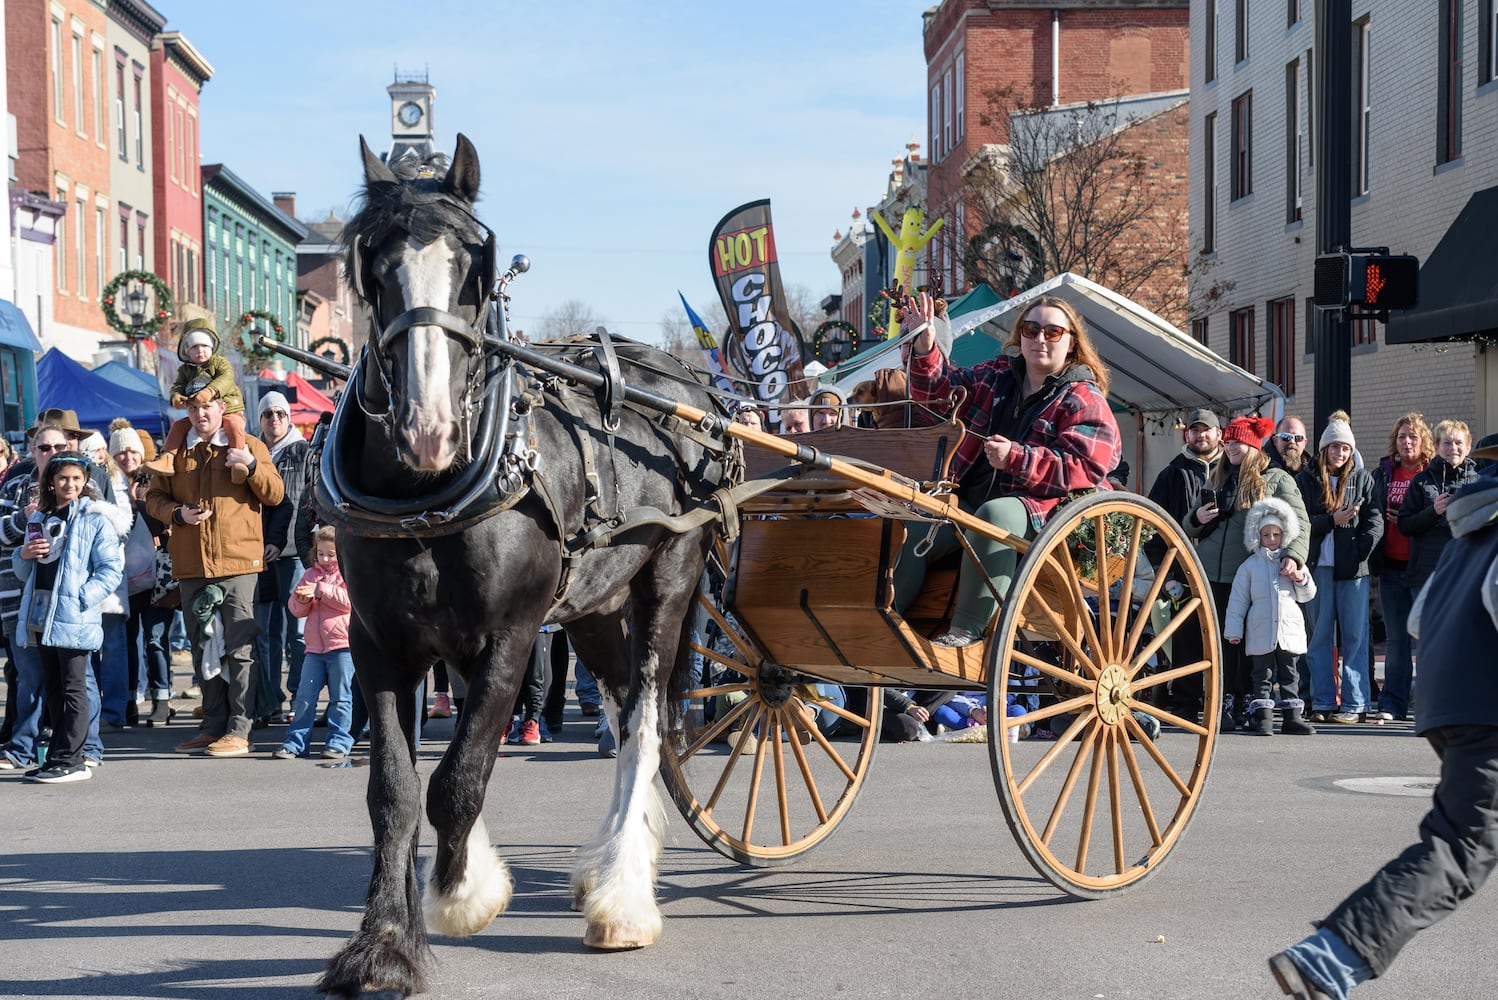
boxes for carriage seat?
[739,417,968,492]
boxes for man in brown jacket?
[146,388,284,757]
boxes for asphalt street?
[1,696,1491,1000]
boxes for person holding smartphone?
[1296,412,1384,725]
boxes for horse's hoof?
[584,917,661,950]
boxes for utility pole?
[1313,0,1353,436]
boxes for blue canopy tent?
[36,348,179,438]
[93,359,163,397]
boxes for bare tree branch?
[538,299,608,341]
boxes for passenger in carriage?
[808,388,847,431]
[776,406,811,435]
[891,293,1121,648]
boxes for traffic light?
[1314,251,1419,312]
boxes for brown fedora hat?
[27,407,84,437]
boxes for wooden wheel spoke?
[1121,548,1177,664]
[1041,722,1100,846]
[1118,730,1164,848]
[1142,704,1209,738]
[1011,649,1097,692]
[1075,726,1109,872]
[1111,513,1145,661]
[1129,660,1213,694]
[697,595,761,665]
[1092,513,1115,661]
[804,719,860,783]
[679,680,752,702]
[1050,547,1106,677]
[689,640,753,675]
[1016,710,1093,796]
[677,696,755,763]
[1026,586,1102,680]
[771,715,792,847]
[1107,725,1126,875]
[1128,596,1203,679]
[740,712,772,843]
[703,705,763,813]
[785,717,830,825]
[1125,713,1192,797]
[809,699,874,729]
[1008,692,1095,730]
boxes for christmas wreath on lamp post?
[101,270,174,340]
[231,309,288,359]
[307,335,351,368]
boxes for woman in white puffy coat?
[1224,496,1318,735]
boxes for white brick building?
[1189,0,1498,446]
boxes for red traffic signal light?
[1314,252,1419,311]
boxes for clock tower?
[387,69,436,163]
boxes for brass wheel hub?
[1095,663,1132,726]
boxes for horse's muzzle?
[399,411,460,472]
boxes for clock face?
[398,101,423,127]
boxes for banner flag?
[708,199,807,407]
[677,292,736,395]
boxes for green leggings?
[891,496,1037,636]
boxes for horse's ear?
[360,135,397,186]
[442,133,481,204]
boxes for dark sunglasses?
[1276,433,1306,443]
[260,411,289,420]
[1018,320,1071,342]
[33,443,66,453]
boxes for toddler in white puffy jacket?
[1224,497,1318,735]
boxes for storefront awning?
[0,299,42,352]
[1385,185,1498,345]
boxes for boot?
[125,699,140,728]
[1218,693,1235,734]
[147,698,173,727]
[143,453,176,477]
[1247,698,1275,736]
[1279,699,1316,736]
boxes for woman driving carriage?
[891,293,1121,647]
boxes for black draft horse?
[318,136,729,997]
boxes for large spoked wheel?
[659,593,882,867]
[987,491,1220,898]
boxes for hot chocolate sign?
[709,200,806,407]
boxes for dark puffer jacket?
[1398,456,1481,590]
[1296,463,1384,580]
[1184,466,1310,583]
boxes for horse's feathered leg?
[422,627,536,937]
[319,627,430,998]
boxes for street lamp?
[123,279,149,367]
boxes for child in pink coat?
[272,526,354,759]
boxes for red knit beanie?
[1222,415,1275,449]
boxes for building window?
[955,51,965,143]
[133,73,144,170]
[1235,0,1250,63]
[115,60,127,161]
[1288,0,1300,27]
[943,68,954,152]
[1483,0,1498,84]
[1354,17,1371,195]
[1305,48,1314,169]
[1439,0,1463,164]
[954,201,966,291]
[930,83,942,162]
[176,107,186,182]
[137,219,147,271]
[95,206,106,296]
[91,46,104,144]
[1205,1,1217,83]
[165,97,175,181]
[187,247,198,304]
[1231,91,1253,200]
[1203,112,1218,251]
[51,19,65,123]
[186,114,198,193]
[1286,61,1302,223]
[1230,308,1255,371]
[55,202,68,291]
[1267,297,1295,395]
[72,31,84,135]
[119,210,129,271]
[75,196,87,298]
[1352,315,1377,347]
[1191,317,1210,346]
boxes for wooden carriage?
[659,415,1222,898]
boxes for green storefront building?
[201,164,309,353]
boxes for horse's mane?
[342,150,485,270]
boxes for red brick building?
[8,0,115,354]
[921,0,1189,314]
[151,30,213,324]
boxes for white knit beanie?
[1319,412,1356,450]
[183,330,215,352]
[79,431,107,455]
[109,427,144,457]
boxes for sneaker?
[519,719,541,745]
[580,702,601,717]
[1331,712,1361,725]
[29,762,91,783]
[320,747,348,760]
[1367,710,1393,722]
[84,757,101,768]
[0,754,23,770]
[271,747,298,760]
[174,732,216,753]
[177,685,201,700]
[1268,952,1333,1000]
[430,692,453,718]
[931,626,981,648]
[205,735,251,757]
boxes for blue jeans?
[94,612,130,726]
[280,648,354,756]
[2,625,103,766]
[1378,567,1417,718]
[574,659,600,706]
[255,557,306,717]
[1307,569,1372,713]
[1283,927,1372,1000]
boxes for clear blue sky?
[185,1,928,344]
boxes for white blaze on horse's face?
[394,235,461,471]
